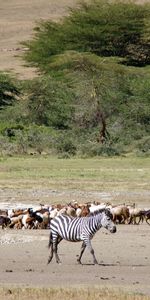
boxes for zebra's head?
[101,209,116,233]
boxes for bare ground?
[0,188,150,295]
[0,224,150,295]
[0,0,78,79]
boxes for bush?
[79,141,121,157]
[55,135,77,156]
[136,136,150,154]
[0,72,20,109]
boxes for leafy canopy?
[24,0,150,69]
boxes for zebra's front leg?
[86,240,98,265]
[91,248,98,265]
[77,242,86,264]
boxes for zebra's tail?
[48,230,52,249]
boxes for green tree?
[0,72,20,109]
[27,76,75,129]
[24,0,150,69]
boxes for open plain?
[0,224,150,296]
[0,156,150,298]
[0,0,150,298]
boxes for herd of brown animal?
[0,201,150,230]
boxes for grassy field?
[0,156,149,192]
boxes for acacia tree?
[24,0,150,69]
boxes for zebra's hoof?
[77,259,82,264]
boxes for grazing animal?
[0,215,11,229]
[47,209,116,265]
[0,209,8,216]
[127,206,145,225]
[76,204,90,217]
[9,214,23,229]
[10,208,28,218]
[144,209,150,225]
[108,205,129,224]
[22,208,43,229]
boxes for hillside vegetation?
[0,0,150,157]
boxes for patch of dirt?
[0,187,150,295]
[0,225,150,295]
[0,0,78,79]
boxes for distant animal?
[22,208,43,229]
[127,206,145,225]
[0,215,11,229]
[9,214,23,229]
[144,209,150,225]
[47,209,116,265]
[110,205,130,224]
[0,209,8,216]
[76,204,90,217]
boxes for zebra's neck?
[88,213,102,232]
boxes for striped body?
[50,214,102,242]
[48,209,116,264]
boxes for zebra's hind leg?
[77,242,86,264]
[47,231,53,264]
[53,236,62,264]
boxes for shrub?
[0,72,20,109]
[55,135,77,156]
[136,136,150,154]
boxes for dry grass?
[0,156,150,206]
[1,287,150,300]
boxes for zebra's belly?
[64,232,81,242]
[60,230,82,242]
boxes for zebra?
[47,208,116,265]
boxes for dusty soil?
[0,188,150,295]
[0,0,78,79]
[0,187,150,294]
[0,224,150,295]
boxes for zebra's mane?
[88,208,110,217]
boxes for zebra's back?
[50,214,86,242]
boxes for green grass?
[0,156,149,192]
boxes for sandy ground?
[0,224,150,295]
[0,0,78,79]
[0,188,150,294]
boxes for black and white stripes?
[47,209,116,264]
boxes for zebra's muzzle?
[110,226,117,233]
